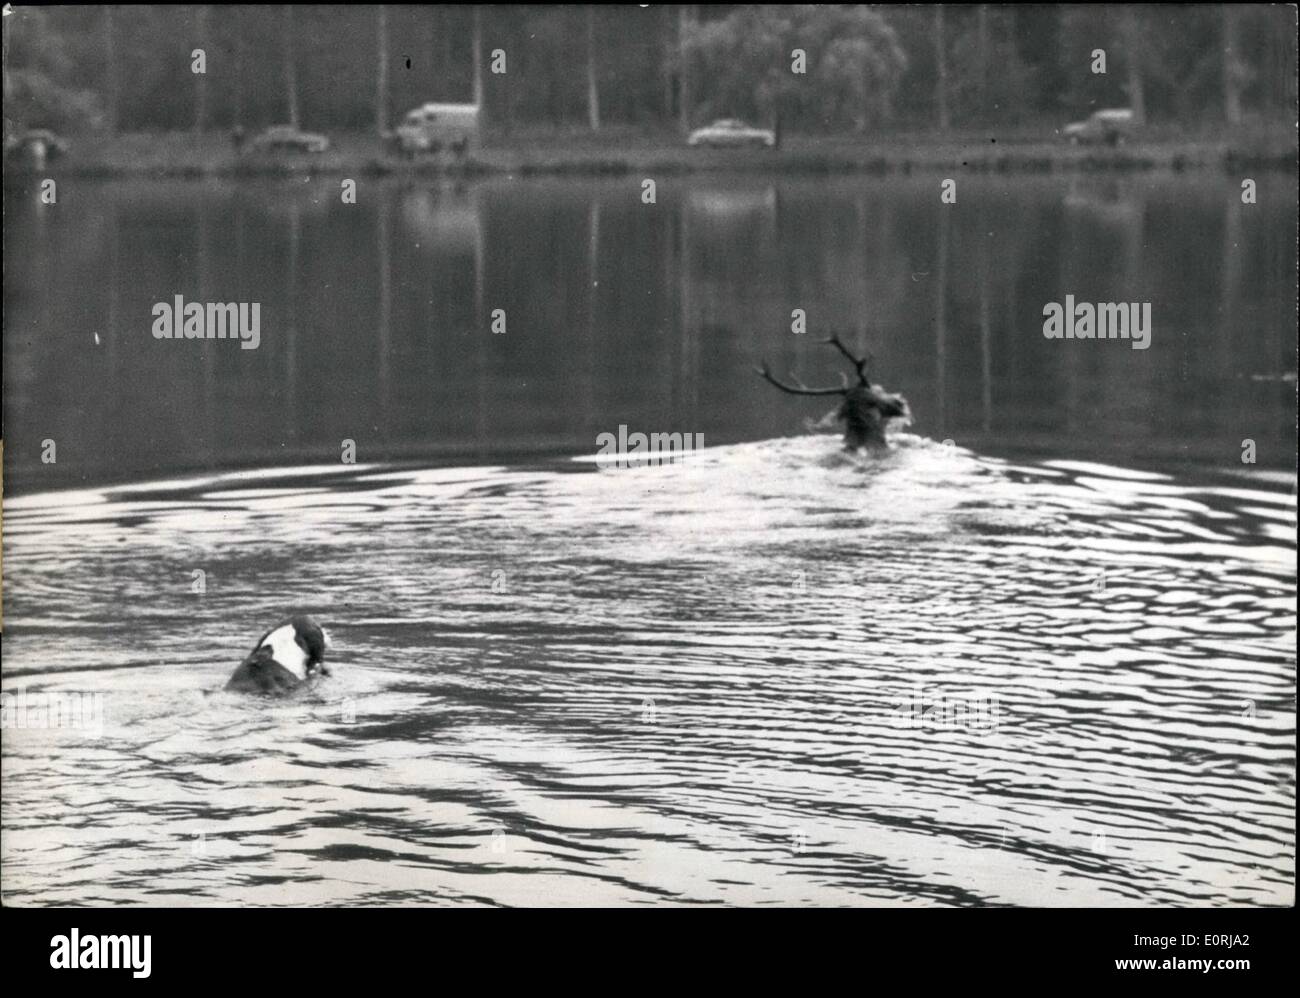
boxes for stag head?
[755,332,909,450]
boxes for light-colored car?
[250,125,330,154]
[1062,108,1136,146]
[687,119,776,149]
[387,103,479,157]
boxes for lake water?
[2,173,1296,906]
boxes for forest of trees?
[4,5,1296,138]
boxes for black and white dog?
[225,615,331,695]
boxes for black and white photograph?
[2,1,1296,934]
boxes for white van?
[389,103,480,156]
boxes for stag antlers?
[754,361,847,396]
[754,333,875,396]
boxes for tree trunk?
[678,5,693,133]
[472,6,484,106]
[586,7,601,131]
[976,5,989,117]
[102,6,119,133]
[935,6,950,131]
[194,6,210,133]
[1261,12,1290,111]
[1124,8,1146,124]
[283,5,300,128]
[661,6,674,122]
[432,7,447,101]
[376,5,389,135]
[1222,5,1243,126]
[426,13,437,103]
[233,22,246,127]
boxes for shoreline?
[6,128,1296,179]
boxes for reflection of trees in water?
[4,177,1297,492]
[934,199,949,437]
[978,199,991,434]
[285,200,301,443]
[377,195,392,421]
[582,200,600,436]
[198,195,214,456]
[105,199,119,379]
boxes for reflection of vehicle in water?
[399,186,482,253]
[685,187,778,298]
[1062,108,1136,146]
[687,118,776,149]
[686,186,778,220]
[386,103,479,158]
[4,128,69,169]
[249,125,330,154]
[1062,178,1142,224]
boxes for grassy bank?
[8,123,1296,178]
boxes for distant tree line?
[3,5,1295,137]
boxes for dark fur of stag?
[755,334,911,450]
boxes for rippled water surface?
[3,437,1294,906]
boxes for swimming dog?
[225,615,331,695]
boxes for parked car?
[687,119,776,149]
[386,103,479,157]
[250,125,330,154]
[4,128,69,168]
[1062,108,1136,146]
